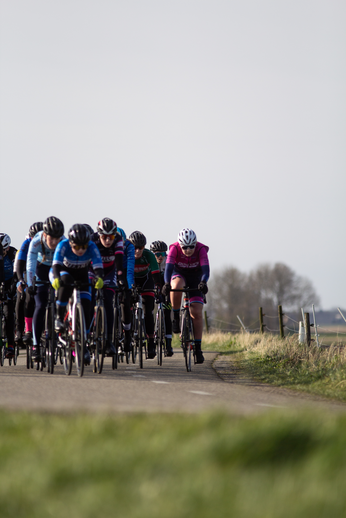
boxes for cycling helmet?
[83,224,94,237]
[129,231,146,247]
[150,240,168,253]
[68,224,90,246]
[29,221,44,238]
[43,216,64,238]
[0,233,11,250]
[97,217,117,235]
[178,228,197,247]
[117,227,126,240]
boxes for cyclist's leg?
[186,272,205,364]
[170,274,185,333]
[103,283,117,356]
[23,287,35,343]
[55,272,73,328]
[164,302,173,356]
[15,288,25,342]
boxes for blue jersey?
[53,239,103,273]
[26,231,65,286]
[123,239,135,287]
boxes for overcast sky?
[1,0,345,310]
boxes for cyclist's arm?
[199,246,210,283]
[125,240,135,287]
[26,235,41,286]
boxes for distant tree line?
[208,262,320,329]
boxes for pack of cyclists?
[0,219,210,366]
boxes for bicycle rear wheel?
[63,335,73,376]
[156,308,164,366]
[93,306,105,374]
[74,303,86,377]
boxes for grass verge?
[203,331,346,402]
[2,409,346,518]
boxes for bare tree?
[209,262,320,328]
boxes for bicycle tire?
[182,310,192,372]
[112,304,120,370]
[46,306,55,374]
[156,308,163,366]
[137,308,143,369]
[74,303,86,377]
[94,306,105,374]
[13,345,19,366]
[26,342,31,369]
[63,335,73,376]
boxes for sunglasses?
[101,234,115,240]
[181,245,195,250]
[135,246,144,251]
[72,244,88,251]
[154,252,166,257]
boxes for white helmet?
[0,233,11,250]
[178,228,197,247]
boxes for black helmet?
[29,221,44,238]
[129,231,146,247]
[83,224,94,238]
[150,240,167,253]
[43,216,64,238]
[97,217,117,235]
[68,224,90,246]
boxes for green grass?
[207,332,346,402]
[2,409,346,517]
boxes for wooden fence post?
[304,312,311,346]
[278,305,285,338]
[259,307,265,334]
[204,310,209,333]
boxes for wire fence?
[205,306,346,347]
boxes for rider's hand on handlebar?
[161,283,171,297]
[198,281,208,294]
[94,277,104,290]
[52,278,61,291]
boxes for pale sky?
[1,0,345,309]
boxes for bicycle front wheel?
[74,303,86,377]
[111,305,120,370]
[182,310,192,372]
[94,306,105,374]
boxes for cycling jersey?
[52,239,103,277]
[91,232,124,277]
[134,248,161,285]
[15,236,31,282]
[26,231,65,286]
[164,242,210,284]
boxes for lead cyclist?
[162,228,209,364]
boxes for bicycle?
[154,292,167,366]
[0,284,19,367]
[170,288,199,372]
[56,280,88,377]
[38,280,58,374]
[89,287,107,374]
[131,286,148,369]
[111,285,125,369]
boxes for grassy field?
[2,409,346,518]
[2,332,346,517]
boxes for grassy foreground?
[2,409,346,518]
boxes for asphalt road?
[0,349,345,414]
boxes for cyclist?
[117,227,135,352]
[27,216,65,361]
[149,240,173,357]
[14,221,43,345]
[91,218,126,356]
[162,228,209,364]
[52,224,104,364]
[0,233,18,358]
[128,231,162,359]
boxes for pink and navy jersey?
[91,232,124,277]
[164,241,210,283]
